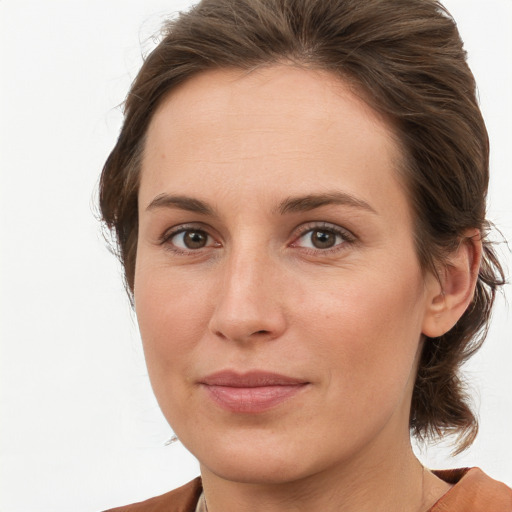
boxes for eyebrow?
[145,191,377,216]
[277,192,377,215]
[145,194,215,215]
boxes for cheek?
[134,262,212,377]
[134,266,216,430]
[299,264,426,395]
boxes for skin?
[134,66,480,511]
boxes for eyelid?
[157,221,355,254]
[289,221,356,251]
[159,223,221,252]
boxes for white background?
[0,1,511,511]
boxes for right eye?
[165,228,218,251]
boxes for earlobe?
[422,229,482,338]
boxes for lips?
[199,370,309,413]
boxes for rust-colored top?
[103,478,202,512]
[429,468,512,511]
[103,468,512,511]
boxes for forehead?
[145,65,399,155]
[141,65,408,217]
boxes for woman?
[99,0,511,510]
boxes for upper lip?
[200,370,308,387]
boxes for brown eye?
[292,224,351,252]
[169,229,213,250]
[183,230,208,249]
[310,230,337,249]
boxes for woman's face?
[135,66,439,484]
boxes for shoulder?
[102,477,202,512]
[430,468,512,512]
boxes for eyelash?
[290,222,356,255]
[160,224,219,255]
[159,222,356,256]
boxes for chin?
[184,426,344,486]
[202,454,313,485]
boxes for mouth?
[199,370,310,413]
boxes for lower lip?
[203,384,308,413]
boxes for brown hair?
[99,0,505,452]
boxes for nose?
[207,248,288,343]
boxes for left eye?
[294,228,346,250]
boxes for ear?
[422,229,482,338]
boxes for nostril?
[213,328,271,341]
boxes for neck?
[200,440,451,512]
